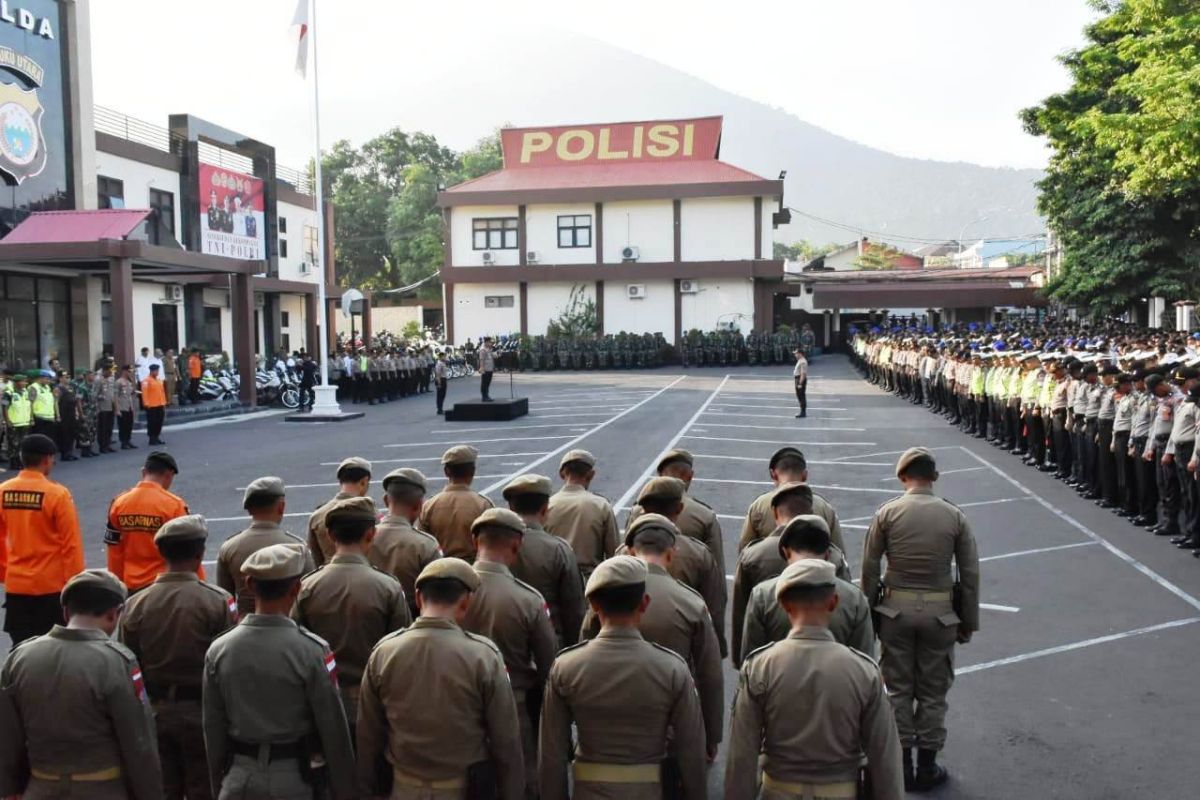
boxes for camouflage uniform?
[74,377,98,451]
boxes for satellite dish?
[341,288,364,319]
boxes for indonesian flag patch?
[542,603,551,619]
[324,652,338,688]
[226,597,238,619]
[130,666,148,705]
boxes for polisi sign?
[501,117,723,168]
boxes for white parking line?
[706,411,850,420]
[980,603,1021,613]
[385,435,575,448]
[839,496,1022,524]
[878,466,987,482]
[237,475,510,490]
[422,422,597,435]
[829,446,962,463]
[691,453,894,466]
[529,404,634,412]
[698,422,865,431]
[710,404,848,412]
[684,435,877,446]
[205,510,311,523]
[979,541,1098,562]
[321,452,549,466]
[716,513,746,521]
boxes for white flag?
[291,0,309,77]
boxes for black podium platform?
[445,398,529,421]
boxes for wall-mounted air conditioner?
[482,251,496,264]
[527,251,539,264]
[621,246,640,262]
[163,284,183,303]
[680,280,698,294]
[627,284,646,299]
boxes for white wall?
[278,294,308,352]
[450,204,521,267]
[680,278,755,333]
[93,152,182,239]
[335,305,423,337]
[131,282,185,353]
[276,200,320,283]
[601,200,674,263]
[604,279,675,343]
[526,282,594,336]
[680,196,755,261]
[759,196,775,259]
[525,203,595,265]
[452,282,521,344]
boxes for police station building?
[437,117,788,345]
[0,1,329,402]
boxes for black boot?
[902,748,916,791]
[915,748,948,791]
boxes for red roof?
[3,209,152,244]
[445,159,771,194]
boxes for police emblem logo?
[0,80,44,184]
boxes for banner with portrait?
[199,164,265,260]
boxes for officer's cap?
[241,543,308,581]
[415,557,480,592]
[471,507,526,538]
[1116,373,1134,386]
[242,476,285,508]
[144,451,179,474]
[502,474,553,500]
[777,514,831,559]
[148,363,160,371]
[325,496,378,528]
[1146,373,1166,391]
[60,569,127,607]
[559,449,596,469]
[1174,366,1199,382]
[895,447,936,478]
[655,449,693,472]
[769,446,806,471]
[584,554,648,598]
[1099,365,1120,377]
[770,481,813,509]
[10,372,26,383]
[637,476,686,504]
[382,467,427,493]
[154,514,208,544]
[336,456,372,479]
[623,513,678,549]
[20,433,57,458]
[441,445,478,466]
[775,558,837,600]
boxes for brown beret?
[154,514,208,544]
[655,449,694,472]
[336,456,372,479]
[624,513,678,549]
[775,558,837,600]
[636,476,686,504]
[441,445,478,466]
[471,507,526,537]
[502,474,553,499]
[769,446,806,470]
[770,481,814,508]
[325,496,378,528]
[585,555,648,597]
[415,557,481,592]
[241,543,308,581]
[776,514,832,559]
[382,467,427,493]
[60,569,127,607]
[559,449,597,469]
[242,476,285,509]
[895,447,936,478]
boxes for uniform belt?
[572,761,661,783]
[762,773,857,798]
[230,740,303,761]
[886,588,951,601]
[31,766,121,782]
[392,768,466,789]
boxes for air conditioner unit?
[621,246,640,262]
[627,284,646,299]
[254,293,265,309]
[482,251,496,264]
[163,284,183,303]
[526,250,539,264]
[680,279,699,294]
[484,296,500,308]
[299,261,311,274]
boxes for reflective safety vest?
[5,390,31,427]
[31,383,56,420]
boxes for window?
[279,238,289,258]
[484,295,515,308]
[98,176,124,209]
[281,333,291,352]
[557,214,592,248]
[148,188,174,244]
[303,225,318,264]
[279,216,288,234]
[472,218,518,250]
[281,311,291,327]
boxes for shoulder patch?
[743,641,778,662]
[848,646,880,667]
[296,625,331,651]
[649,641,689,667]
[464,629,503,657]
[511,574,546,601]
[554,638,591,658]
[102,639,138,663]
[196,580,234,601]
[690,496,713,511]
[874,495,906,513]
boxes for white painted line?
[613,375,732,513]
[691,477,771,486]
[478,376,688,497]
[957,617,1200,676]
[809,483,904,495]
[830,446,962,463]
[960,445,1200,613]
[422,422,604,435]
[320,452,549,466]
[706,411,849,420]
[980,603,1021,613]
[716,513,746,521]
[529,412,629,419]
[529,404,633,411]
[154,408,292,432]
[691,453,893,466]
[878,466,987,482]
[842,523,870,530]
[979,541,1098,562]
[237,475,509,490]
[206,510,311,523]
[698,422,865,431]
[710,404,848,412]
[385,435,575,448]
[684,435,877,446]
[718,395,841,403]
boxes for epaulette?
[196,580,234,601]
[372,627,412,650]
[649,641,689,667]
[301,564,326,580]
[672,577,706,605]
[283,531,306,545]
[510,574,545,601]
[938,495,964,511]
[554,639,591,657]
[690,496,713,511]
[297,625,331,651]
[742,641,776,662]
[370,565,402,584]
[102,639,138,663]
[848,646,879,667]
[463,630,503,658]
[874,495,906,513]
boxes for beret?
[10,372,26,381]
[241,543,308,581]
[243,476,285,508]
[655,449,693,472]
[559,449,596,469]
[415,557,481,592]
[624,513,679,549]
[770,481,813,509]
[585,554,648,597]
[502,474,554,499]
[637,476,686,504]
[777,514,832,559]
[336,456,372,478]
[775,558,837,600]
[895,447,936,478]
[60,569,127,607]
[382,467,427,493]
[145,451,179,474]
[471,507,526,537]
[441,445,478,466]
[325,496,378,528]
[20,433,57,457]
[154,514,208,544]
[769,446,806,471]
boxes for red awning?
[3,209,152,244]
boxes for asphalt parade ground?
[4,355,1200,798]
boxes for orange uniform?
[105,480,200,590]
[141,377,167,408]
[188,354,202,379]
[0,469,85,595]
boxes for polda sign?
[501,117,723,168]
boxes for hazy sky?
[90,0,1097,171]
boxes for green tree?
[773,240,837,262]
[546,284,599,338]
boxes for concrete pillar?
[109,257,135,367]
[232,272,256,406]
[305,291,318,355]
[595,280,604,335]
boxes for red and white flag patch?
[324,652,338,688]
[542,603,551,619]
[130,667,148,705]
[226,597,238,619]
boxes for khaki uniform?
[292,553,411,731]
[463,560,558,798]
[737,489,845,554]
[725,628,904,800]
[120,572,238,800]
[538,627,706,800]
[544,484,619,578]
[627,493,726,582]
[356,616,525,798]
[861,487,980,751]
[202,615,356,800]
[512,522,586,647]
[579,563,723,755]
[739,574,874,667]
[417,484,493,561]
[368,513,443,619]
[0,626,163,800]
[307,491,356,567]
[217,520,314,617]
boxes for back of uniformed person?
[203,544,356,800]
[370,467,442,618]
[736,446,846,555]
[120,515,237,800]
[581,514,724,763]
[725,559,904,800]
[0,569,163,800]
[419,445,494,561]
[356,558,524,798]
[504,474,586,648]
[860,447,980,791]
[106,451,194,592]
[463,508,558,800]
[543,449,619,579]
[307,457,372,567]
[539,556,706,800]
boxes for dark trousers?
[1155,437,1180,533]
[1053,412,1072,476]
[98,410,115,449]
[32,418,56,443]
[436,380,447,413]
[300,382,314,410]
[118,410,134,444]
[2,593,63,646]
[1135,438,1158,521]
[1175,441,1197,537]
[1028,413,1046,465]
[481,370,494,400]
[1097,419,1117,502]
[146,406,165,441]
[337,375,351,402]
[1082,419,1099,492]
[188,379,200,404]
[795,378,807,415]
[1072,419,1086,483]
[353,375,369,404]
[1114,431,1134,512]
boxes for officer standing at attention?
[115,364,138,450]
[356,558,524,797]
[1,569,162,800]
[725,559,904,800]
[463,508,558,799]
[293,496,411,733]
[793,345,809,418]
[307,456,372,566]
[539,556,706,800]
[737,446,845,555]
[29,370,58,443]
[3,372,31,470]
[218,476,314,618]
[434,351,449,415]
[419,445,494,561]
[479,337,496,402]
[203,544,356,800]
[119,515,238,800]
[581,514,724,763]
[503,474,586,648]
[861,447,980,791]
[544,449,619,580]
[0,434,84,645]
[106,452,194,593]
[369,467,442,619]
